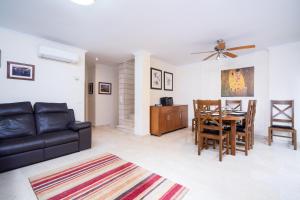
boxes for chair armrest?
[68,121,91,131]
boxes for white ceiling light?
[70,0,95,6]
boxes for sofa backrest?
[34,103,74,134]
[0,102,36,139]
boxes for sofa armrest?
[68,121,91,131]
[78,127,91,151]
[68,121,91,151]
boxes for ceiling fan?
[191,39,255,61]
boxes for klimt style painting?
[221,67,254,97]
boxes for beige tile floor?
[0,127,299,200]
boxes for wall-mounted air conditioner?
[38,46,79,64]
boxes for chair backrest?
[270,100,294,128]
[225,100,242,111]
[196,100,223,134]
[252,100,257,122]
[245,100,256,133]
[193,100,198,118]
[194,99,211,117]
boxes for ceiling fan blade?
[191,50,216,55]
[226,45,256,51]
[223,52,238,58]
[203,52,218,61]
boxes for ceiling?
[0,0,300,65]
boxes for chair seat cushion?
[0,136,44,157]
[223,125,245,133]
[271,125,293,130]
[203,129,226,135]
[205,121,218,126]
[237,125,245,132]
[42,130,79,147]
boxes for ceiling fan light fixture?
[70,0,95,6]
[191,39,255,61]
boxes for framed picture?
[88,83,93,94]
[164,71,173,91]
[150,67,162,90]
[221,66,254,97]
[7,61,35,81]
[98,82,112,95]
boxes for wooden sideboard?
[150,105,188,136]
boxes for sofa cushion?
[34,103,68,114]
[0,136,44,157]
[35,113,72,134]
[0,102,36,139]
[34,103,73,134]
[0,102,33,116]
[42,130,79,147]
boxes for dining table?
[223,113,246,156]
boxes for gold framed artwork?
[221,67,254,97]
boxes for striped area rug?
[29,153,188,200]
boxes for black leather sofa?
[0,102,91,172]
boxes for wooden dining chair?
[250,100,257,148]
[225,100,242,111]
[225,100,243,141]
[193,99,211,145]
[197,100,229,161]
[192,100,198,145]
[268,100,297,150]
[235,100,256,155]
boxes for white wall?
[118,61,135,123]
[94,64,119,127]
[269,41,300,135]
[178,51,270,135]
[150,57,180,105]
[0,27,86,121]
[85,61,96,125]
[176,41,300,142]
[134,51,151,135]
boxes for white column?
[134,51,151,136]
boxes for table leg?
[230,121,236,156]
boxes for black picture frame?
[7,61,35,81]
[164,71,173,91]
[150,67,162,90]
[98,82,112,95]
[88,83,93,94]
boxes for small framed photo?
[98,82,112,95]
[7,61,35,81]
[150,67,162,90]
[88,83,94,94]
[164,71,173,91]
